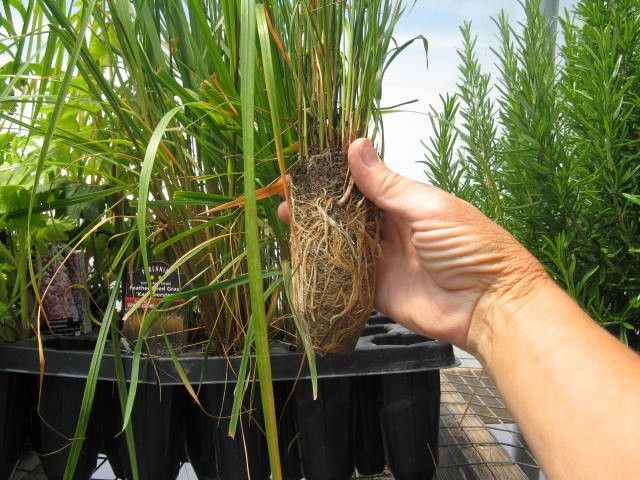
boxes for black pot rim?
[0,321,458,384]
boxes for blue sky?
[381,0,575,181]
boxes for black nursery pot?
[378,370,441,480]
[182,388,217,480]
[204,383,270,480]
[99,383,127,480]
[294,377,355,480]
[0,372,33,479]
[352,375,385,476]
[273,381,302,480]
[0,314,456,480]
[33,375,100,480]
[103,382,183,480]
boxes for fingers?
[277,201,290,225]
[348,138,448,223]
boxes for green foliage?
[239,0,281,474]
[1,0,415,348]
[422,94,465,197]
[424,0,640,340]
[2,1,413,478]
[263,0,425,157]
[0,184,77,341]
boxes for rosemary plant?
[425,0,640,342]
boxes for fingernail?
[361,141,379,167]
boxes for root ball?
[289,149,379,354]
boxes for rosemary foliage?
[425,0,640,342]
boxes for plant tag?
[123,261,190,348]
[38,248,91,336]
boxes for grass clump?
[260,0,424,353]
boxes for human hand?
[281,140,640,480]
[279,138,547,354]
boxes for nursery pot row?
[0,316,456,480]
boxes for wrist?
[466,256,551,364]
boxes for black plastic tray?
[0,316,457,384]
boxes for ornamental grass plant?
[258,0,424,354]
[424,0,640,343]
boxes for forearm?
[474,277,640,479]
[343,138,640,477]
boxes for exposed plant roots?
[290,149,379,354]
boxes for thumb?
[348,138,445,222]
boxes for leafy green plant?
[0,184,79,341]
[424,0,640,342]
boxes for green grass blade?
[120,318,145,434]
[162,333,204,409]
[161,270,280,302]
[228,313,256,437]
[282,260,317,398]
[240,1,282,478]
[110,322,140,480]
[63,264,123,479]
[136,104,184,283]
[383,35,428,75]
[152,216,234,255]
[256,4,286,176]
[228,278,283,437]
